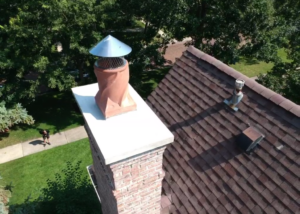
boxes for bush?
[9,161,101,214]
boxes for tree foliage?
[257,0,299,104]
[0,102,34,132]
[119,0,283,64]
[9,161,100,214]
[115,0,174,43]
[0,174,12,214]
[36,161,99,214]
[273,0,300,62]
[257,63,300,104]
[168,0,284,63]
[0,0,102,104]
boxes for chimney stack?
[72,35,174,214]
[89,35,136,119]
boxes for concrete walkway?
[0,126,88,164]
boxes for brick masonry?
[85,123,166,214]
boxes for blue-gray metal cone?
[89,35,132,57]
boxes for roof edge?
[186,46,300,117]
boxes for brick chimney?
[72,35,174,214]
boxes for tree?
[115,0,174,43]
[0,174,12,214]
[257,0,299,104]
[0,0,103,105]
[0,102,34,132]
[273,0,300,62]
[9,161,101,214]
[257,63,300,104]
[143,0,283,64]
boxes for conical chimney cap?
[89,35,132,57]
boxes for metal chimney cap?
[89,35,132,57]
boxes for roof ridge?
[186,46,300,118]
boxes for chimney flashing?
[72,83,174,165]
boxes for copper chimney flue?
[89,35,136,119]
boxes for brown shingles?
[156,47,300,214]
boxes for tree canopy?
[9,161,100,214]
[0,102,34,132]
[160,0,284,64]
[0,0,103,104]
[257,0,300,104]
[0,0,298,105]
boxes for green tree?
[257,63,300,104]
[9,161,101,214]
[151,0,283,64]
[115,0,174,43]
[257,0,299,104]
[36,161,99,214]
[0,174,12,214]
[273,0,300,62]
[0,0,102,104]
[0,102,34,132]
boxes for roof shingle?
[146,46,300,214]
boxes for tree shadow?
[9,161,102,214]
[0,132,9,141]
[18,91,84,132]
[243,58,260,65]
[9,185,101,214]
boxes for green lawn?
[0,91,84,149]
[230,48,291,77]
[133,19,145,28]
[0,138,96,206]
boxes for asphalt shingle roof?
[146,46,300,214]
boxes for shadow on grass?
[27,91,83,132]
[0,91,84,143]
[242,57,260,65]
[0,132,9,141]
[9,161,102,214]
[9,185,101,214]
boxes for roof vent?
[237,127,264,154]
[96,57,126,70]
[224,79,245,111]
[89,35,136,119]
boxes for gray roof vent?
[224,79,245,111]
[237,127,264,154]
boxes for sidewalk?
[0,126,88,164]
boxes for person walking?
[40,129,50,146]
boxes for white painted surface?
[72,83,174,164]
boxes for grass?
[133,19,145,28]
[230,58,273,77]
[230,48,291,77]
[0,91,84,149]
[0,138,95,205]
